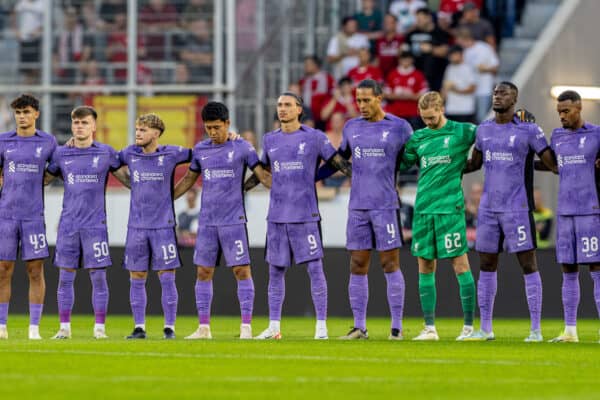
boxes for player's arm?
[244,163,271,192]
[253,164,272,189]
[43,171,57,185]
[111,166,131,188]
[325,153,352,177]
[464,148,483,173]
[174,169,200,199]
[537,148,558,174]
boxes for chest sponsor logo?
[272,160,303,172]
[203,168,235,180]
[485,150,513,162]
[67,172,99,184]
[421,155,451,168]
[354,146,385,159]
[132,170,165,182]
[557,154,585,168]
[7,160,38,173]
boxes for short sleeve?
[474,126,483,151]
[174,146,192,164]
[189,149,201,173]
[463,123,477,146]
[400,135,418,170]
[118,147,129,165]
[108,146,122,171]
[244,141,260,169]
[0,141,4,168]
[529,124,549,155]
[47,149,60,176]
[318,130,336,161]
[339,123,351,158]
[260,136,270,166]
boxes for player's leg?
[451,253,475,339]
[52,227,80,339]
[517,249,543,342]
[372,209,405,340]
[218,224,255,339]
[590,263,600,343]
[81,228,112,338]
[21,221,49,340]
[342,210,374,339]
[256,222,290,339]
[150,229,181,339]
[0,218,19,339]
[289,222,328,339]
[413,256,439,340]
[124,228,150,339]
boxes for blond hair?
[418,91,444,111]
[136,113,165,135]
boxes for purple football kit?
[551,123,600,264]
[47,142,121,269]
[0,130,57,261]
[189,139,259,267]
[340,114,412,251]
[474,118,549,253]
[119,144,191,271]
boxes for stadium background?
[2,0,599,317]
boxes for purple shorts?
[0,218,48,261]
[194,223,251,267]
[266,221,323,267]
[124,227,181,271]
[556,215,600,264]
[54,226,112,269]
[346,209,403,251]
[475,209,536,253]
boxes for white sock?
[29,325,39,332]
[94,323,105,331]
[565,325,577,336]
[425,325,436,331]
[135,324,146,330]
[269,320,280,331]
[0,324,6,329]
[316,320,327,330]
[60,322,71,331]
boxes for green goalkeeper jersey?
[401,119,477,214]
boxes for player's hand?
[65,137,75,147]
[515,108,536,123]
[228,131,241,141]
[595,159,600,169]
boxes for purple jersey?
[119,145,191,229]
[47,142,121,229]
[340,114,413,210]
[475,118,549,212]
[261,125,336,223]
[189,139,259,225]
[0,130,57,221]
[551,123,600,216]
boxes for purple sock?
[0,303,8,325]
[159,272,178,327]
[195,280,213,325]
[349,273,368,330]
[57,269,75,323]
[591,271,600,318]
[129,278,147,326]
[90,270,108,324]
[29,303,43,326]
[478,271,497,333]
[268,265,286,321]
[237,278,254,324]
[384,270,405,331]
[307,260,328,321]
[524,271,542,331]
[562,272,580,326]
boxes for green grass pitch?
[1,316,599,400]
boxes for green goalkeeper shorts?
[411,213,468,260]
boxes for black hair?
[201,101,229,122]
[498,81,519,95]
[448,45,463,55]
[71,106,97,120]
[10,93,40,111]
[341,16,356,26]
[304,55,322,67]
[356,79,383,96]
[279,91,304,107]
[557,90,581,103]
[415,7,431,16]
[338,77,353,86]
[399,50,414,59]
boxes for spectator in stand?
[319,77,359,130]
[139,0,179,60]
[384,51,428,129]
[80,1,105,63]
[465,182,482,248]
[441,45,476,123]
[406,8,450,91]
[105,10,148,84]
[287,83,315,127]
[298,55,335,109]
[323,112,350,188]
[455,28,499,123]
[53,6,85,84]
[437,0,483,29]
[98,0,126,33]
[354,0,383,49]
[181,0,213,27]
[241,130,258,150]
[375,13,404,79]
[176,18,213,84]
[348,46,383,89]
[533,188,554,249]
[173,62,190,84]
[388,0,427,34]
[176,188,200,248]
[79,59,105,105]
[326,16,369,79]
[13,0,45,83]
[458,2,496,48]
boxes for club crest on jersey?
[485,150,491,162]
[298,142,306,155]
[92,156,100,168]
[508,135,516,147]
[35,146,43,158]
[273,160,280,172]
[579,137,587,149]
[381,130,390,142]
[443,137,450,148]
[67,173,75,185]
[133,170,140,183]
[158,155,164,166]
[557,154,563,168]
[354,146,362,159]
[204,168,211,180]
[227,151,234,162]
